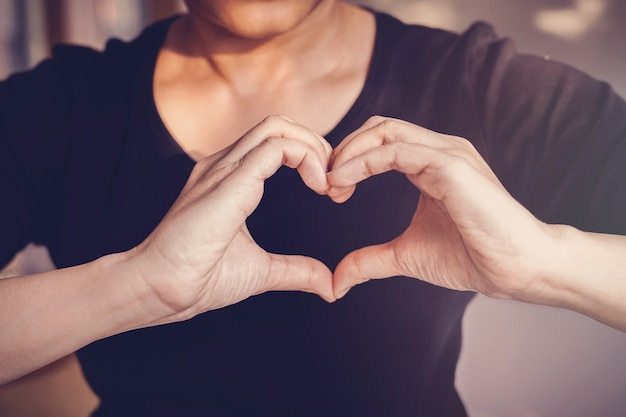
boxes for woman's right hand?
[131,115,335,325]
[0,115,337,384]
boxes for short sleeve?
[460,23,626,234]
[0,59,74,268]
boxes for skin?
[183,0,325,40]
[326,116,626,331]
[0,116,337,384]
[1,0,371,384]
[154,0,374,159]
[2,0,626,387]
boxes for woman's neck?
[164,1,364,94]
[152,1,375,160]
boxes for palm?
[330,117,552,299]
[135,116,336,322]
[203,227,272,310]
[392,194,480,292]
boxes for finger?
[329,138,527,250]
[328,116,399,201]
[264,253,335,302]
[167,136,330,262]
[329,141,486,201]
[251,137,330,194]
[205,136,331,232]
[194,115,332,196]
[329,142,429,189]
[330,115,388,166]
[220,115,332,174]
[333,242,399,299]
[331,117,442,170]
[331,118,500,192]
[325,183,356,204]
[328,117,445,202]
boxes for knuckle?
[451,135,477,153]
[446,137,490,172]
[362,157,376,176]
[262,114,286,126]
[367,115,386,123]
[303,264,318,291]
[352,254,371,285]
[378,119,400,142]
[257,115,287,137]
[365,115,387,127]
[445,155,474,177]
[377,118,391,130]
[264,135,283,145]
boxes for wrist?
[513,224,619,320]
[121,246,200,327]
[86,250,168,332]
[509,224,577,304]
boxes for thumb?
[265,253,335,302]
[333,242,399,299]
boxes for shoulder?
[372,10,507,62]
[369,10,518,108]
[364,11,516,131]
[46,16,176,88]
[0,16,177,190]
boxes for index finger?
[208,136,332,230]
[219,115,333,175]
[331,116,441,170]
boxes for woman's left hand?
[327,116,558,301]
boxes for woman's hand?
[0,115,339,384]
[328,116,559,301]
[132,115,336,325]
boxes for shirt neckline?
[324,12,394,147]
[139,11,394,160]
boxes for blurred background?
[1,1,625,416]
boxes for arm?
[0,115,335,384]
[528,226,626,331]
[0,252,148,385]
[328,116,626,331]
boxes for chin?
[185,0,326,40]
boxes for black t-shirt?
[1,11,625,417]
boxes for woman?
[1,0,625,415]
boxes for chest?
[153,74,368,161]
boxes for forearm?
[0,251,156,384]
[517,225,626,331]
